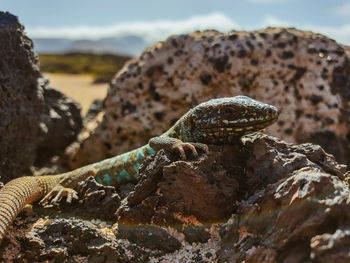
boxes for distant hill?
[38,52,132,83]
[33,35,149,56]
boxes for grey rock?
[0,12,82,183]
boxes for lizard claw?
[40,185,78,207]
[149,136,209,160]
[173,142,209,160]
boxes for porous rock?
[67,28,350,168]
[1,134,350,262]
[0,12,82,183]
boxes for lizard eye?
[222,108,234,115]
[265,108,275,115]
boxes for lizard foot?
[40,185,78,207]
[149,136,209,160]
[172,142,209,159]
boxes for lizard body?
[0,96,278,242]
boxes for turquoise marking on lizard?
[117,169,131,183]
[95,176,103,184]
[0,96,279,243]
[137,150,144,160]
[103,173,112,185]
[146,147,156,155]
[133,161,141,172]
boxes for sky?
[1,0,350,46]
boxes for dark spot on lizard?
[230,50,235,56]
[200,73,212,85]
[278,120,285,127]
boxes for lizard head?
[181,95,279,143]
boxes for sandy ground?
[44,73,109,115]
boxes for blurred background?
[1,0,349,114]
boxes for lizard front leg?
[149,136,208,159]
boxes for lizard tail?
[0,176,44,242]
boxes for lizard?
[0,95,279,242]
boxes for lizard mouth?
[194,113,278,142]
[196,114,278,130]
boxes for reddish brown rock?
[67,28,350,168]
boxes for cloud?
[27,13,239,42]
[27,13,350,49]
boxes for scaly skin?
[0,96,278,242]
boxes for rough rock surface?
[0,12,82,183]
[1,134,349,262]
[67,28,350,168]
